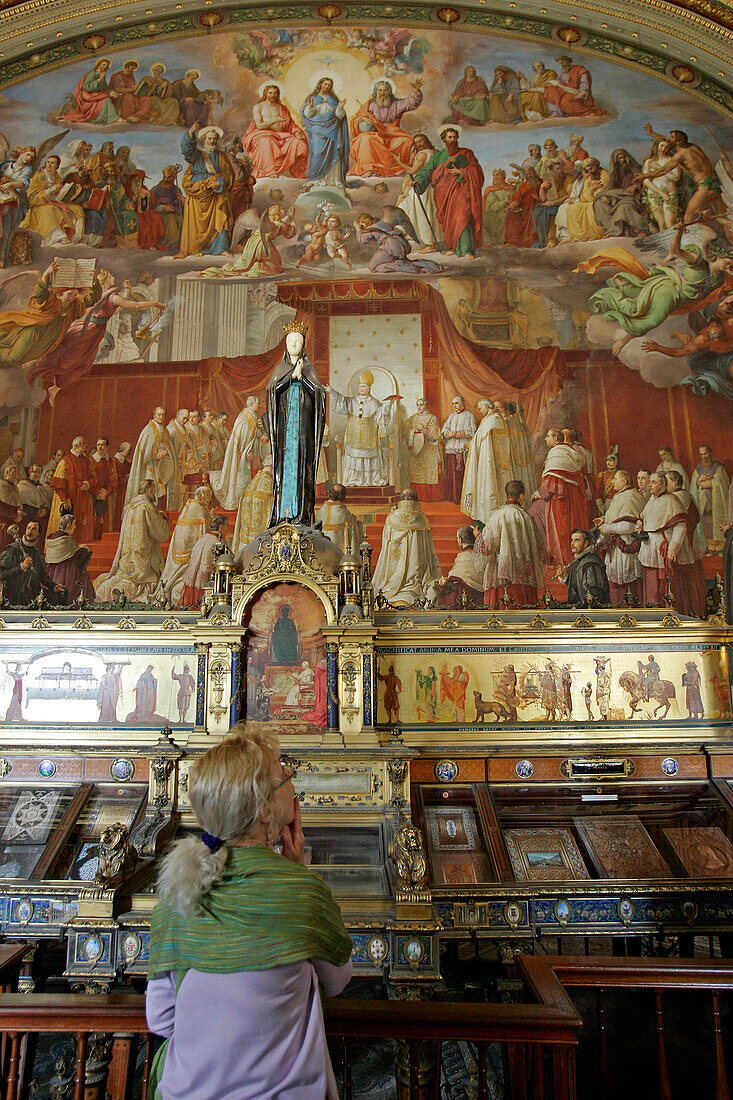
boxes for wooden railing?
[518,955,733,1100]
[2,956,731,1099]
[0,972,582,1100]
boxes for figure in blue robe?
[266,329,326,528]
[300,78,349,185]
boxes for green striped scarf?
[148,845,352,1094]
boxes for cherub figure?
[324,214,352,268]
[295,209,330,267]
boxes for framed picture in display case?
[425,806,480,851]
[574,815,670,879]
[663,826,733,879]
[504,827,590,882]
[430,851,493,885]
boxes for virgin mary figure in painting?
[266,321,326,528]
[301,77,350,186]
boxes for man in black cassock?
[266,324,326,529]
[565,528,610,607]
[0,521,66,606]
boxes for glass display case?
[304,824,391,898]
[411,751,733,942]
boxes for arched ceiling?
[0,0,730,114]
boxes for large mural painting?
[0,21,732,614]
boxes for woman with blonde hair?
[146,724,353,1099]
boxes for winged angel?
[576,217,733,397]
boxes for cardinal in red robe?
[529,429,589,566]
[48,438,96,543]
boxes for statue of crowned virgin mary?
[266,320,327,528]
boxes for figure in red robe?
[89,439,118,539]
[302,656,327,728]
[242,85,308,179]
[28,275,165,394]
[125,171,165,249]
[49,438,96,544]
[109,61,152,122]
[504,169,540,247]
[60,60,120,125]
[112,444,132,530]
[529,429,589,566]
[412,127,483,256]
[439,663,470,721]
[544,56,604,118]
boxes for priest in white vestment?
[185,411,212,480]
[597,469,645,606]
[180,515,229,607]
[508,404,538,498]
[153,486,212,606]
[315,483,363,553]
[482,479,546,607]
[124,407,175,511]
[441,395,476,504]
[327,370,390,487]
[95,480,170,603]
[210,396,265,510]
[403,398,443,500]
[690,444,730,552]
[636,471,704,616]
[461,399,515,524]
[372,488,441,606]
[165,409,193,510]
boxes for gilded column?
[326,642,338,729]
[230,647,242,726]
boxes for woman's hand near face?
[280,797,306,865]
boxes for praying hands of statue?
[292,359,303,380]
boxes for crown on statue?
[283,320,309,336]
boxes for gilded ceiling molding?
[0,0,729,115]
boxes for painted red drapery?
[194,283,575,433]
[196,305,313,418]
[412,282,572,431]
